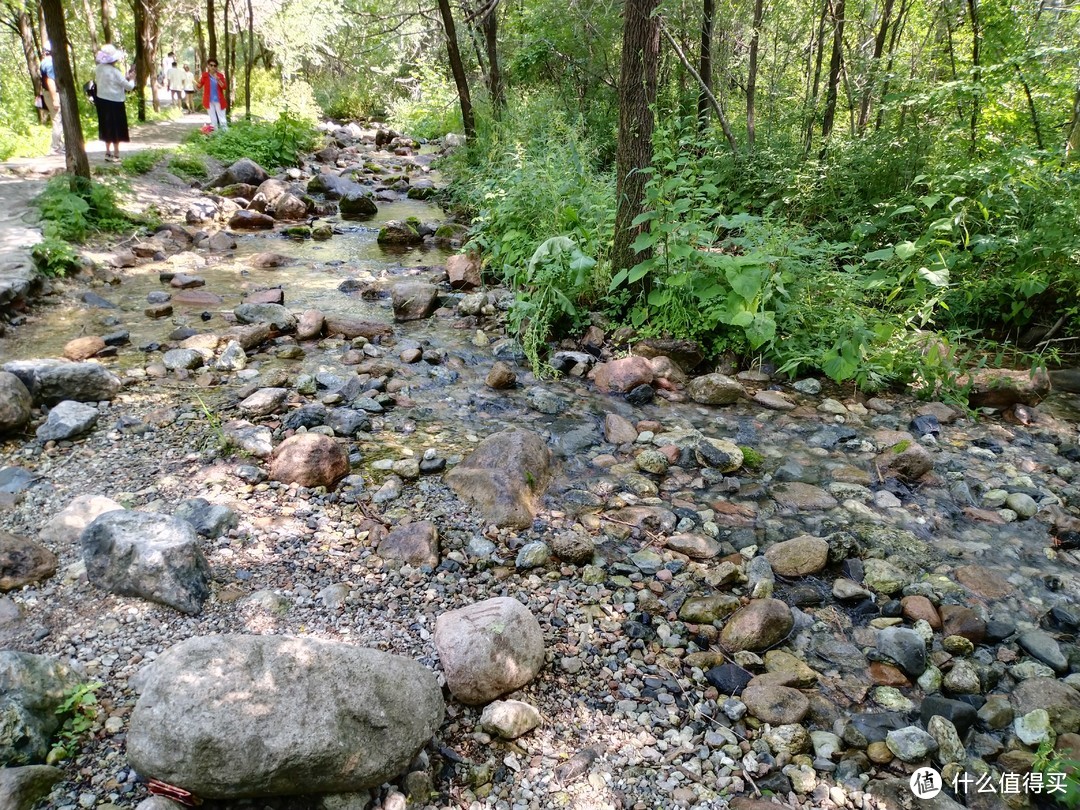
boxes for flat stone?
[764,535,829,577]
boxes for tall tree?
[696,0,713,132]
[436,0,475,140]
[966,0,980,152]
[612,0,660,276]
[80,0,99,51]
[804,0,829,154]
[133,0,153,120]
[40,0,89,181]
[193,12,206,69]
[480,0,505,116]
[207,0,216,62]
[857,0,894,134]
[244,0,252,118]
[819,0,846,148]
[99,0,112,43]
[746,0,764,147]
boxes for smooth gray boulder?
[35,400,98,443]
[434,597,545,705]
[391,281,439,322]
[234,303,296,332]
[2,360,120,405]
[80,510,211,614]
[210,158,270,188]
[126,635,444,798]
[444,430,554,529]
[0,652,81,765]
[0,765,64,810]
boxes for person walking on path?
[39,42,63,156]
[198,60,228,130]
[182,64,196,111]
[94,45,135,162]
[166,60,186,109]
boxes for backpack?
[84,80,97,103]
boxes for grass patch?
[120,148,166,175]
[740,447,764,469]
[167,153,208,179]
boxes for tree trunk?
[436,0,475,140]
[14,9,42,98]
[81,0,99,51]
[207,0,216,62]
[1016,65,1042,149]
[100,0,112,43]
[222,0,230,111]
[40,0,89,181]
[746,0,764,148]
[612,0,660,277]
[696,0,714,132]
[133,0,151,121]
[820,0,845,148]
[481,0,505,116]
[1067,87,1080,159]
[193,13,206,70]
[857,0,893,134]
[661,22,736,151]
[875,0,909,131]
[804,0,829,155]
[244,0,252,119]
[966,0,980,153]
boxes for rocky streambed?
[2,122,1080,810]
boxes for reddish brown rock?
[965,367,1051,409]
[269,433,349,489]
[592,357,654,394]
[323,314,392,340]
[296,310,325,341]
[378,520,439,567]
[245,288,285,305]
[869,661,911,687]
[63,336,106,361]
[485,362,516,390]
[173,290,224,306]
[446,253,481,290]
[248,252,294,269]
[940,605,988,643]
[720,599,794,652]
[955,565,1014,599]
[0,530,58,590]
[228,210,275,230]
[901,595,941,630]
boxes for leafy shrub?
[315,74,385,121]
[35,176,137,243]
[120,148,165,175]
[31,237,80,277]
[387,61,463,140]
[185,111,320,170]
[48,681,103,763]
[168,153,208,179]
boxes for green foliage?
[120,148,166,175]
[315,74,385,121]
[387,61,463,140]
[184,111,320,170]
[740,447,764,469]
[31,237,80,277]
[1034,739,1080,808]
[48,681,103,763]
[167,153,208,179]
[444,93,613,371]
[35,176,138,243]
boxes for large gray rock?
[1012,677,1080,734]
[0,372,32,434]
[339,192,379,219]
[80,510,211,614]
[444,430,554,529]
[234,303,296,331]
[211,158,270,188]
[434,597,545,705]
[720,599,794,652]
[35,400,98,443]
[0,652,81,765]
[271,193,308,221]
[2,360,121,405]
[687,373,745,405]
[0,765,64,810]
[392,282,439,322]
[127,635,444,798]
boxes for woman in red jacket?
[198,60,228,130]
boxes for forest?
[3,0,1080,396]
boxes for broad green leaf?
[895,241,918,260]
[864,247,895,262]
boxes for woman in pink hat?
[94,44,135,162]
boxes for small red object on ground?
[147,779,202,806]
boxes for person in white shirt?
[166,61,186,109]
[94,45,135,161]
[182,65,196,111]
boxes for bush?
[314,74,385,121]
[35,175,137,243]
[387,62,463,140]
[184,110,321,170]
[120,148,165,175]
[31,237,80,277]
[167,153,208,179]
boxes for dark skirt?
[96,98,129,143]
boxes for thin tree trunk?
[661,21,736,151]
[875,0,909,131]
[697,0,714,132]
[81,0,99,51]
[133,0,152,121]
[436,0,475,140]
[207,0,216,62]
[100,0,112,43]
[804,0,829,155]
[966,0,980,153]
[746,0,764,148]
[14,9,42,98]
[1015,65,1042,149]
[193,13,206,70]
[481,0,505,116]
[820,0,845,149]
[222,0,229,107]
[40,0,89,181]
[857,0,893,134]
[612,0,660,277]
[1067,87,1080,159]
[244,0,252,119]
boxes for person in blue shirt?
[39,42,64,155]
[197,60,228,130]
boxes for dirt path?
[0,112,207,316]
